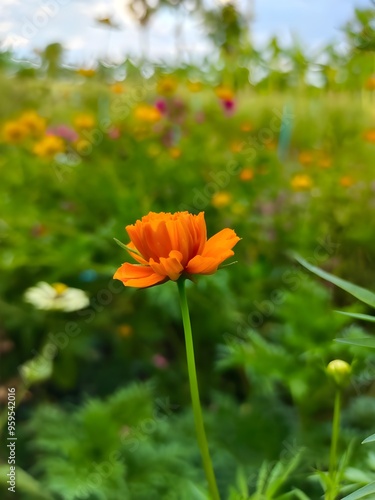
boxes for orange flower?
[114,211,240,288]
[340,176,354,187]
[117,324,133,338]
[110,82,125,94]
[239,167,254,181]
[230,140,244,153]
[169,147,181,159]
[317,153,332,169]
[215,86,234,101]
[240,121,253,132]
[365,75,375,91]
[298,151,314,166]
[265,140,277,151]
[364,129,375,143]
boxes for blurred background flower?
[24,282,89,312]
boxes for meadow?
[1,6,375,498]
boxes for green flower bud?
[326,359,351,387]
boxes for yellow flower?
[230,140,244,153]
[134,104,161,123]
[52,283,68,294]
[291,174,312,190]
[187,81,202,93]
[74,114,96,130]
[2,121,29,143]
[215,86,234,101]
[157,76,178,95]
[211,191,232,208]
[33,135,65,158]
[77,68,96,77]
[74,139,92,155]
[19,111,46,137]
[239,168,254,181]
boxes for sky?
[0,0,373,66]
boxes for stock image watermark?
[6,387,17,493]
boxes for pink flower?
[108,126,120,139]
[155,99,167,115]
[152,354,169,369]
[46,125,79,142]
[195,111,205,124]
[221,99,236,116]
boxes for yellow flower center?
[52,283,68,295]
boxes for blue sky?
[0,0,372,66]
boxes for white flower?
[24,282,89,312]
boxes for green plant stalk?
[327,390,341,500]
[177,278,220,500]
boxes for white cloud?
[64,36,85,50]
[1,34,30,50]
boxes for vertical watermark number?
[6,387,16,493]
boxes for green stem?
[327,390,341,500]
[177,279,220,500]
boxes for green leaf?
[362,433,375,444]
[266,450,303,496]
[342,481,375,499]
[19,344,55,386]
[290,489,311,500]
[336,311,375,323]
[335,338,375,348]
[292,254,375,308]
[113,238,143,258]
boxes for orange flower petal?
[126,242,148,264]
[114,263,165,288]
[160,252,184,280]
[202,228,240,258]
[126,223,149,260]
[149,250,184,280]
[186,255,221,275]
